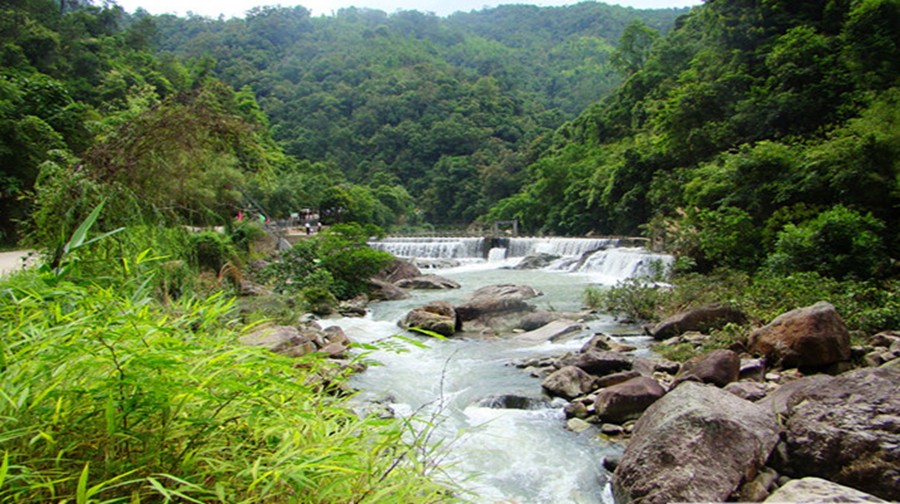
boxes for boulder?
[394,274,461,290]
[398,301,461,337]
[374,259,421,283]
[757,374,833,417]
[514,320,582,344]
[764,477,887,503]
[613,382,779,504]
[774,367,900,500]
[513,253,561,270]
[475,394,548,410]
[595,370,642,389]
[517,310,558,331]
[725,381,771,402]
[561,350,632,376]
[541,365,597,400]
[673,349,740,388]
[649,305,747,340]
[593,376,666,424]
[367,278,409,301]
[239,325,317,358]
[748,301,851,368]
[581,333,612,352]
[455,284,542,322]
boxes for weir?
[369,235,650,259]
[368,235,671,282]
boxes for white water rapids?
[328,238,671,503]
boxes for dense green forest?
[1,0,686,243]
[489,0,899,279]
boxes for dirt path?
[0,250,35,276]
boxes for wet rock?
[515,320,582,344]
[672,349,740,388]
[338,295,368,317]
[455,284,542,322]
[773,367,900,500]
[476,394,548,410]
[869,331,900,348]
[748,301,851,368]
[648,304,747,340]
[566,417,593,433]
[394,274,461,290]
[600,423,624,436]
[764,477,887,503]
[239,279,271,296]
[581,334,613,352]
[517,310,559,331]
[612,382,779,504]
[542,365,598,400]
[374,259,421,283]
[367,278,409,301]
[399,301,461,337]
[561,350,632,376]
[513,253,561,270]
[594,376,666,424]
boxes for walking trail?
[0,250,35,277]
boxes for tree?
[611,20,659,75]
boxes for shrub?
[188,230,237,272]
[766,205,888,279]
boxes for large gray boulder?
[649,305,746,340]
[541,365,597,400]
[613,382,779,504]
[560,350,632,376]
[673,349,740,388]
[593,376,666,424]
[764,477,886,503]
[374,259,421,283]
[513,320,582,344]
[773,367,900,500]
[748,301,851,368]
[398,301,461,337]
[454,284,542,322]
[394,274,461,290]
[366,278,409,301]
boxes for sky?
[112,0,702,19]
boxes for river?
[329,238,671,503]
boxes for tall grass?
[0,264,453,503]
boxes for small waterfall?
[507,237,619,258]
[369,237,486,259]
[572,247,674,283]
[487,247,508,262]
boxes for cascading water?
[331,237,670,502]
[369,236,486,259]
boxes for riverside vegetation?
[1,0,898,501]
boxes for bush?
[766,205,888,279]
[188,230,238,272]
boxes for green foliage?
[583,279,665,323]
[0,267,451,503]
[188,231,238,273]
[767,205,888,279]
[492,0,898,286]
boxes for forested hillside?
[150,3,685,225]
[0,1,685,242]
[490,0,899,279]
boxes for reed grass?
[0,263,454,503]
